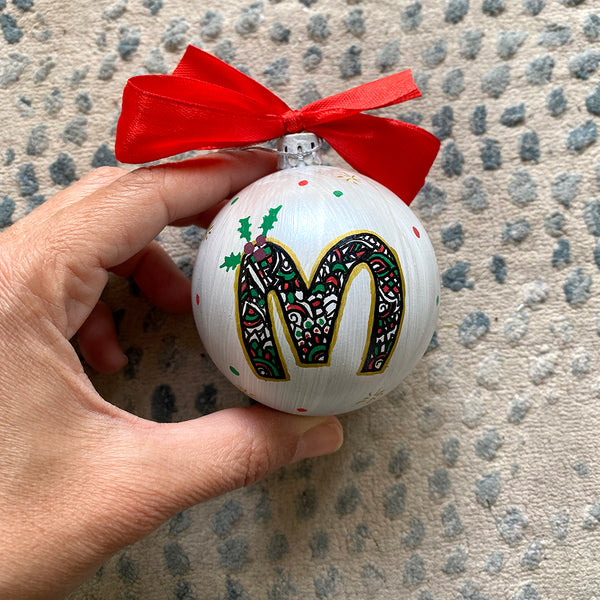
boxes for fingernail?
[115,350,128,367]
[293,418,343,463]
[108,351,128,374]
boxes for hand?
[0,150,343,600]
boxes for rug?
[1,0,599,598]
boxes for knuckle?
[238,432,275,488]
[230,412,301,489]
[122,165,163,190]
[38,220,83,262]
[117,167,172,220]
[0,250,17,299]
[88,166,128,183]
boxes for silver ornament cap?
[276,133,323,170]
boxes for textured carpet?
[2,0,600,598]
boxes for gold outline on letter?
[234,230,406,381]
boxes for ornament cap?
[276,133,322,170]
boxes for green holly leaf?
[238,217,252,242]
[260,205,282,237]
[220,252,242,272]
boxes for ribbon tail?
[302,69,421,124]
[313,114,440,205]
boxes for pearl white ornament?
[192,135,439,415]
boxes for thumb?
[107,405,343,539]
[1,404,343,600]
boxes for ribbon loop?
[115,46,440,205]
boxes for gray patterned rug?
[1,0,600,598]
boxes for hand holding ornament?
[0,151,343,600]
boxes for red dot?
[196,294,200,305]
[297,408,307,412]
[298,180,308,186]
[412,226,421,238]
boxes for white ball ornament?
[192,134,439,415]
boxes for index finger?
[52,149,276,270]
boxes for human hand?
[0,150,343,600]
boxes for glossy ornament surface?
[192,139,439,415]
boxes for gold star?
[203,223,214,241]
[355,387,385,406]
[239,387,257,400]
[337,172,360,184]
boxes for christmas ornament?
[191,134,439,414]
[116,46,441,415]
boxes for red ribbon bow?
[115,45,440,204]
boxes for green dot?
[229,366,240,376]
[295,330,302,338]
[436,296,439,306]
[333,190,343,197]
[231,197,239,205]
[304,319,313,329]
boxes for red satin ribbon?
[115,45,440,204]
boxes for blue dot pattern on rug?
[1,0,599,598]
